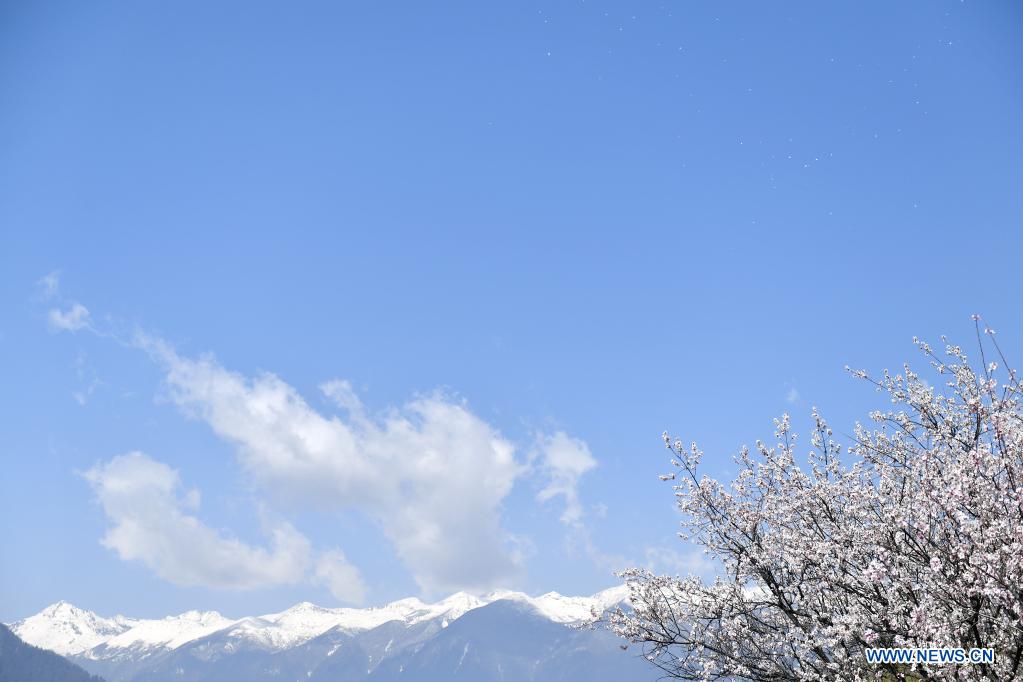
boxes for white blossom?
[607,331,1023,681]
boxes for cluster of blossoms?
[608,327,1023,681]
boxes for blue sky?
[2,1,1022,621]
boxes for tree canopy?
[610,325,1023,681]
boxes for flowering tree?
[609,324,1023,681]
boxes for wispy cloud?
[535,432,597,526]
[48,302,92,332]
[531,433,631,574]
[71,351,101,406]
[785,386,800,404]
[37,271,61,300]
[38,271,93,332]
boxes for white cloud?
[84,452,315,591]
[785,386,800,404]
[37,272,93,333]
[314,550,367,604]
[133,333,529,595]
[37,271,60,300]
[44,297,611,597]
[72,351,101,406]
[49,302,92,332]
[535,432,597,526]
[72,384,98,406]
[532,433,624,574]
[320,379,363,414]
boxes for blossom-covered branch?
[609,325,1023,681]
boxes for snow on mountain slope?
[9,601,137,655]
[399,591,484,625]
[92,610,235,655]
[483,585,631,624]
[7,586,630,660]
[216,592,486,649]
[219,603,349,650]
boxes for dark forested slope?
[0,623,104,682]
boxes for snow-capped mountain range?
[6,587,642,682]
[10,587,627,657]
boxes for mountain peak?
[382,596,426,610]
[173,609,228,625]
[10,602,134,656]
[591,584,631,606]
[41,600,79,615]
[283,601,328,614]
[433,591,481,607]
